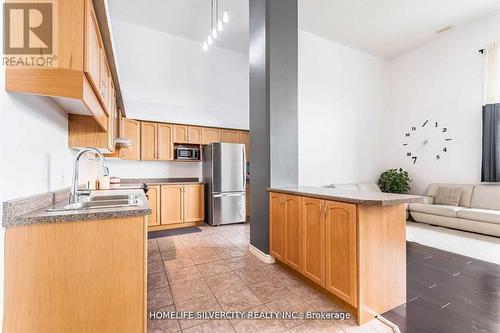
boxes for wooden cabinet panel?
[238,131,250,161]
[269,193,285,261]
[147,186,161,227]
[141,122,157,161]
[183,184,205,222]
[188,126,202,144]
[285,195,303,272]
[161,185,183,224]
[221,129,239,143]
[121,119,140,160]
[158,123,173,160]
[325,201,357,306]
[303,198,325,287]
[99,50,110,111]
[84,2,101,96]
[201,128,221,145]
[174,125,188,143]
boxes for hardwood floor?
[384,241,500,333]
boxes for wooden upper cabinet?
[121,119,141,160]
[158,124,174,160]
[85,3,101,96]
[183,184,205,222]
[147,186,161,227]
[325,201,357,307]
[187,126,202,144]
[303,197,325,287]
[174,125,188,143]
[141,122,157,161]
[238,131,250,161]
[201,128,221,145]
[161,185,183,225]
[269,192,285,261]
[221,129,239,143]
[285,195,303,272]
[5,0,121,131]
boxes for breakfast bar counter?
[267,187,422,325]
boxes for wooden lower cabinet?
[325,201,357,307]
[147,185,161,227]
[269,193,356,302]
[269,193,285,260]
[150,183,205,231]
[3,216,147,333]
[284,195,303,272]
[269,191,407,326]
[302,197,325,286]
[183,184,205,222]
[160,185,184,225]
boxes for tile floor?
[147,223,392,333]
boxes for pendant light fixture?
[203,0,229,51]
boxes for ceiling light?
[202,0,229,50]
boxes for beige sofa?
[409,184,500,237]
[327,182,382,192]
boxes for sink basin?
[46,197,142,212]
[89,194,141,201]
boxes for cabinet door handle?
[320,203,324,217]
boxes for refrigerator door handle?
[242,145,246,190]
[213,193,245,198]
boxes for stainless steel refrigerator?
[203,143,246,225]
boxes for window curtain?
[481,43,500,182]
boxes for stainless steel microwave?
[176,147,200,160]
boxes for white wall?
[105,159,201,179]
[386,12,500,194]
[111,19,249,130]
[298,30,390,186]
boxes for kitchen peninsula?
[268,186,422,325]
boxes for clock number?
[407,152,412,157]
[422,120,429,127]
[411,126,417,131]
[435,122,439,127]
[436,155,441,160]
[442,128,448,132]
[412,156,418,164]
[405,133,410,137]
[445,138,452,141]
[403,143,408,146]
[443,147,447,152]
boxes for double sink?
[46,193,143,212]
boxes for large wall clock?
[403,120,453,164]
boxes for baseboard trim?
[249,244,275,264]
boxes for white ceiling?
[107,0,249,54]
[108,0,500,59]
[299,0,500,59]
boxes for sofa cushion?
[333,184,359,191]
[457,208,500,225]
[357,183,381,192]
[426,183,474,207]
[434,187,463,206]
[469,185,500,210]
[408,203,462,218]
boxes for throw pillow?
[434,187,463,206]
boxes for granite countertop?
[268,186,422,206]
[3,189,151,227]
[120,178,205,185]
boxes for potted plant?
[378,168,412,194]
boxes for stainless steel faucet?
[69,147,110,204]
